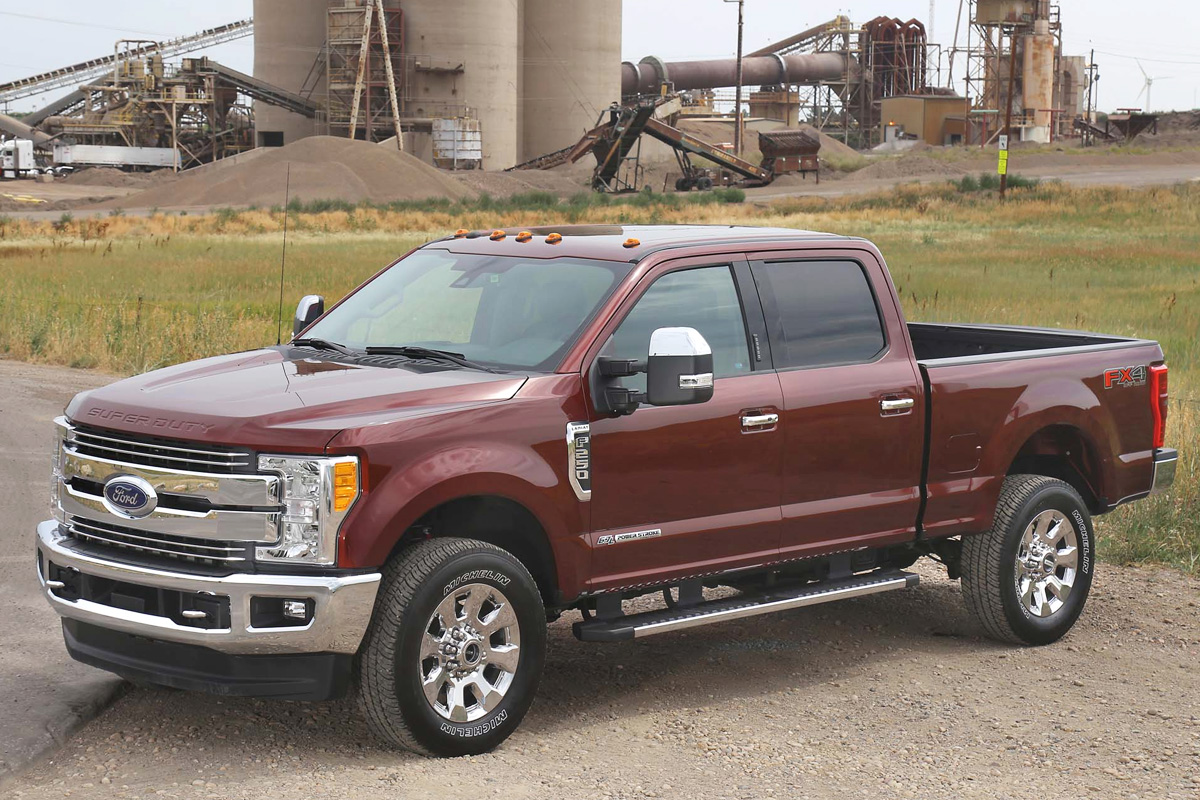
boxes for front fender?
[338,442,590,596]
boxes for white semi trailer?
[52,144,179,170]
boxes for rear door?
[746,249,925,559]
[583,256,784,590]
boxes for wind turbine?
[1135,59,1171,112]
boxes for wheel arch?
[393,494,561,606]
[1006,423,1107,514]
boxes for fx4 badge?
[1103,365,1147,389]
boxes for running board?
[573,570,919,642]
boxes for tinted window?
[605,266,751,394]
[752,260,885,369]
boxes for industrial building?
[252,0,621,170]
[0,0,1119,178]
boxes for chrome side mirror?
[645,327,714,406]
[293,295,325,337]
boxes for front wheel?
[961,474,1095,645]
[359,538,547,756]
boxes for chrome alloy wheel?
[1015,509,1080,618]
[419,583,521,723]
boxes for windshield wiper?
[290,337,358,357]
[365,345,500,373]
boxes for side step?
[573,569,919,642]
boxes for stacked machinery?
[958,0,1088,143]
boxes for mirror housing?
[645,327,714,406]
[293,295,325,337]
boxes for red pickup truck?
[39,225,1175,756]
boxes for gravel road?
[4,559,1196,800]
[0,362,121,785]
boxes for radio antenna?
[274,162,292,346]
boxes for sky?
[2,1,1198,114]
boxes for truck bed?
[912,322,1164,541]
[908,322,1143,365]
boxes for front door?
[585,259,784,591]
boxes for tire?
[696,176,714,191]
[675,177,692,192]
[359,537,547,756]
[961,474,1095,645]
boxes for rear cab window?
[749,259,887,370]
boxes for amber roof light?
[490,229,506,241]
[545,232,562,244]
[623,237,641,248]
[454,228,469,238]
[516,231,533,242]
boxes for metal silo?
[1022,18,1055,143]
[252,0,327,146]
[521,0,622,162]
[400,0,521,170]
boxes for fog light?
[282,599,308,620]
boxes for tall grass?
[1,181,1196,572]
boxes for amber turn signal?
[516,231,533,242]
[490,229,506,241]
[332,461,358,512]
[623,238,641,248]
[545,232,562,244]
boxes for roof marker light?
[623,237,641,248]
[516,230,533,242]
[545,233,562,244]
[454,228,469,238]
[490,229,506,241]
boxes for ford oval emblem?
[102,475,158,519]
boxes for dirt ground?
[4,561,1196,800]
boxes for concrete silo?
[521,0,622,162]
[399,0,521,170]
[252,0,327,146]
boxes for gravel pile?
[106,136,476,209]
[845,154,967,182]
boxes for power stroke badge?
[596,529,662,546]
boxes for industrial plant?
[0,0,1160,189]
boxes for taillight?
[1149,364,1168,449]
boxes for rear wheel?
[359,537,546,756]
[961,475,1094,645]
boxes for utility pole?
[725,0,745,156]
[1084,48,1096,147]
[999,27,1017,198]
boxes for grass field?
[1,181,1196,572]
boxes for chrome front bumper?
[1151,448,1178,495]
[36,520,380,655]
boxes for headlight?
[50,417,72,523]
[257,455,360,566]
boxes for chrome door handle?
[880,397,915,414]
[741,413,779,429]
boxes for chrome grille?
[71,425,254,474]
[67,518,249,566]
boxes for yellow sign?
[997,150,1009,176]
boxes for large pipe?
[0,113,55,148]
[622,52,850,95]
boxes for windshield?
[302,249,631,371]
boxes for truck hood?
[66,348,528,452]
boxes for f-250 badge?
[1103,365,1147,389]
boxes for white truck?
[1,138,37,179]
